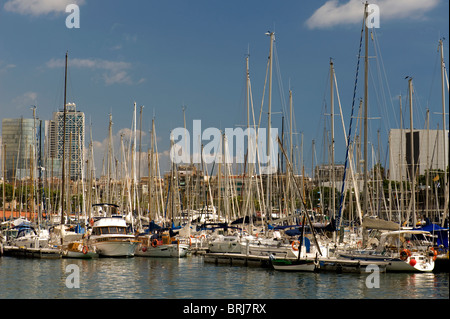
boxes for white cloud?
[12,91,38,109]
[306,0,440,29]
[0,61,16,74]
[46,57,140,85]
[3,0,85,16]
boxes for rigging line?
[273,43,288,121]
[370,36,392,136]
[336,13,365,231]
[371,28,398,129]
[368,63,388,136]
[445,64,449,92]
[258,58,270,130]
[411,85,427,129]
[425,44,440,109]
[314,69,332,158]
[249,79,266,212]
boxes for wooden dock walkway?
[203,252,389,273]
[2,245,63,259]
[204,252,272,267]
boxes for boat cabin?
[92,226,127,236]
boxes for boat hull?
[270,258,317,272]
[338,253,435,272]
[93,239,138,257]
[241,242,298,259]
[64,250,99,259]
[209,241,241,254]
[135,243,189,258]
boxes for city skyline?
[0,0,448,177]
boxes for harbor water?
[0,255,448,300]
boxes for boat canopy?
[415,223,449,249]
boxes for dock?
[2,245,63,259]
[204,252,272,267]
[203,252,389,273]
[317,257,388,273]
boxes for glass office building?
[1,118,37,180]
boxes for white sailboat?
[135,229,190,258]
[338,230,436,272]
[63,240,99,259]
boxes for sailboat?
[339,229,435,272]
[62,239,99,259]
[135,227,190,258]
[134,119,190,258]
[333,3,436,272]
[269,214,318,272]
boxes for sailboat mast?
[266,31,274,222]
[330,59,336,221]
[61,51,68,225]
[439,39,448,224]
[408,78,416,226]
[363,2,369,217]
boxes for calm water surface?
[0,255,448,299]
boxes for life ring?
[314,254,320,267]
[189,237,192,247]
[357,240,363,248]
[400,249,411,261]
[430,248,438,261]
[89,218,94,226]
[152,239,158,248]
[141,245,147,252]
[291,241,300,251]
[82,246,89,254]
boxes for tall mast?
[266,31,274,222]
[408,78,416,226]
[439,39,448,224]
[363,2,369,217]
[289,90,293,165]
[245,55,251,218]
[330,59,335,221]
[61,51,68,225]
[399,95,404,223]
[426,109,430,219]
[139,105,144,186]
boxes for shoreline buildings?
[1,104,85,182]
[389,129,449,181]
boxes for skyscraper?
[1,118,37,180]
[48,103,85,181]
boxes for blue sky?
[0,0,448,176]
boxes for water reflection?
[0,256,448,299]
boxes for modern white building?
[48,103,85,181]
[389,128,449,181]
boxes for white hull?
[62,241,99,259]
[338,253,435,272]
[241,242,298,259]
[93,239,138,257]
[271,261,316,272]
[90,216,139,257]
[64,250,99,259]
[209,240,241,253]
[135,243,189,258]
